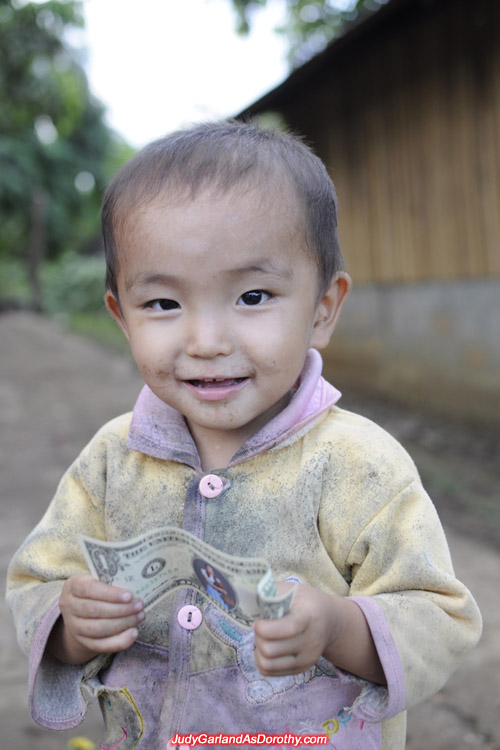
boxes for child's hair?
[102,120,345,298]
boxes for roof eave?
[237,0,410,118]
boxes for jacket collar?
[127,349,341,470]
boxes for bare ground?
[1,312,499,750]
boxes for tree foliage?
[0,0,132,284]
[231,0,389,67]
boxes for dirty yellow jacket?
[6,351,482,749]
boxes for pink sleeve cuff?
[348,596,406,722]
[28,600,92,729]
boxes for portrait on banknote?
[193,558,237,611]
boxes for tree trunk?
[28,187,48,312]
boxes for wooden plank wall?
[279,0,500,284]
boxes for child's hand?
[253,583,385,684]
[253,583,344,676]
[47,573,144,665]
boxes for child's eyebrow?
[226,261,293,280]
[125,273,180,292]
[125,263,292,292]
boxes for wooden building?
[240,0,500,424]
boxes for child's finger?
[254,631,303,661]
[67,573,134,603]
[77,627,140,656]
[254,648,303,676]
[69,596,144,620]
[74,612,145,640]
[253,611,305,642]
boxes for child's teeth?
[189,377,245,387]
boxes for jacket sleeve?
[318,411,482,725]
[348,475,482,712]
[6,430,111,729]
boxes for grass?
[0,257,130,354]
[63,310,131,354]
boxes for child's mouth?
[188,377,247,388]
[183,377,250,401]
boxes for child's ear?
[104,290,130,341]
[310,272,351,351]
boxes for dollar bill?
[78,527,296,629]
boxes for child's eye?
[146,299,180,311]
[237,290,272,306]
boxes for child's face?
[106,185,349,459]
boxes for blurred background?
[1,0,499,748]
[1,0,499,423]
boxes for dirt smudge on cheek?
[136,364,171,388]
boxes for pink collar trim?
[127,349,341,469]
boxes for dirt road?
[1,312,499,749]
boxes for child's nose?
[184,313,233,358]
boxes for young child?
[7,121,481,750]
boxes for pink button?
[177,604,202,630]
[198,473,224,498]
